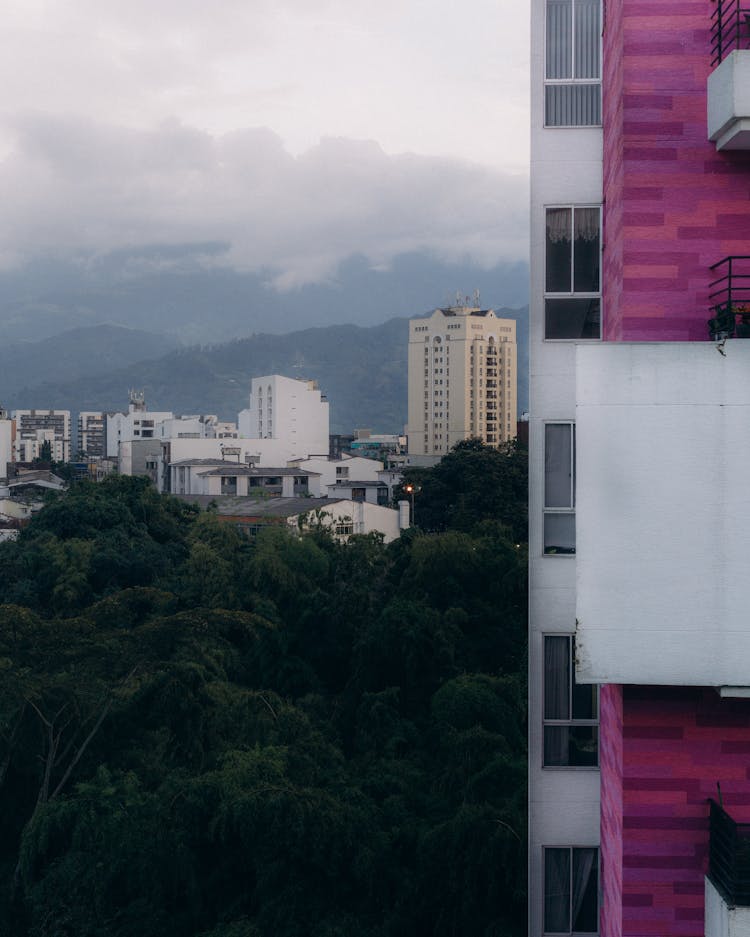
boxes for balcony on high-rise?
[708,257,750,339]
[708,1,750,150]
[706,800,750,937]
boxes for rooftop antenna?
[473,288,481,308]
[455,290,462,307]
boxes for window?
[545,0,601,126]
[545,207,600,339]
[544,847,598,934]
[544,423,575,554]
[544,636,598,767]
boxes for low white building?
[325,480,390,506]
[173,494,409,544]
[169,459,322,498]
[290,455,384,491]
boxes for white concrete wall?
[705,876,750,937]
[576,341,750,687]
[242,375,329,455]
[527,1,604,933]
[708,51,750,150]
[0,421,12,479]
[165,437,302,473]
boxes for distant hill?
[0,325,178,405]
[4,309,529,435]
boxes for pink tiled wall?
[600,684,624,937]
[617,687,750,937]
[602,0,750,341]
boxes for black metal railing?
[711,0,750,65]
[708,799,750,906]
[708,256,750,339]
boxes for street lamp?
[404,484,416,526]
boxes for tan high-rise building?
[406,305,517,457]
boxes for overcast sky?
[1,0,530,286]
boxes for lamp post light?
[404,484,416,526]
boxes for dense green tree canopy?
[397,438,528,542]
[0,460,527,937]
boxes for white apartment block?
[406,306,517,457]
[238,375,329,457]
[528,0,602,934]
[106,408,174,458]
[13,410,71,463]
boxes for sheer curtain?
[544,848,571,933]
[572,848,597,932]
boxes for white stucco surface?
[708,51,750,150]
[576,341,750,686]
[705,877,750,937]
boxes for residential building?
[13,410,71,463]
[325,479,390,506]
[529,2,750,936]
[238,375,329,457]
[406,305,517,457]
[290,455,384,491]
[106,392,174,459]
[77,411,107,458]
[168,459,322,498]
[172,495,409,544]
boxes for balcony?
[708,3,750,149]
[708,800,750,907]
[708,257,750,339]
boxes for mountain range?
[1,312,528,436]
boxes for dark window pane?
[572,849,599,933]
[573,208,600,292]
[545,83,601,127]
[544,848,571,933]
[572,681,598,720]
[544,635,571,720]
[546,208,572,292]
[545,298,601,339]
[546,0,572,79]
[544,514,576,554]
[545,726,599,767]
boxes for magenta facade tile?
[601,0,750,342]
[613,687,750,937]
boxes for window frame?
[543,845,599,935]
[543,421,576,556]
[544,0,602,128]
[544,205,602,341]
[542,634,599,769]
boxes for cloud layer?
[0,115,529,287]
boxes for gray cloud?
[0,115,528,287]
